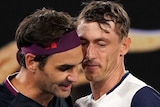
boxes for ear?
[25,53,37,72]
[120,37,131,56]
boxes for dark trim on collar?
[106,71,129,95]
[4,72,18,96]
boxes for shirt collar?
[4,72,19,96]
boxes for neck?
[90,63,125,100]
[11,69,53,106]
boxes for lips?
[59,83,72,91]
[83,62,99,71]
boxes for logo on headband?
[45,42,57,50]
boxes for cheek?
[45,69,65,82]
[107,50,121,68]
[41,71,67,90]
[101,49,119,64]
[42,66,61,82]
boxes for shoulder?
[131,86,160,107]
[0,82,14,97]
[0,83,15,106]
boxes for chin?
[55,91,71,98]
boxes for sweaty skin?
[77,20,130,100]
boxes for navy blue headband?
[21,30,81,55]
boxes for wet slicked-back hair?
[77,0,130,41]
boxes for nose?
[85,44,95,60]
[67,67,79,82]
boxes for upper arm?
[131,86,160,107]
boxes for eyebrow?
[56,64,74,71]
[80,36,110,43]
[56,61,82,70]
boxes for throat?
[90,71,125,100]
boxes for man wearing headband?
[0,8,83,107]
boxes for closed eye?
[57,65,74,72]
[97,41,107,47]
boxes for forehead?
[77,21,118,41]
[46,46,83,65]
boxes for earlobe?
[120,37,131,56]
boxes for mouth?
[83,63,99,70]
[59,84,72,91]
[82,59,100,72]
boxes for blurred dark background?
[0,0,160,101]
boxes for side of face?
[26,45,83,98]
[77,20,130,82]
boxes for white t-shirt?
[75,72,160,107]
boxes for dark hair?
[16,7,75,69]
[77,0,130,41]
